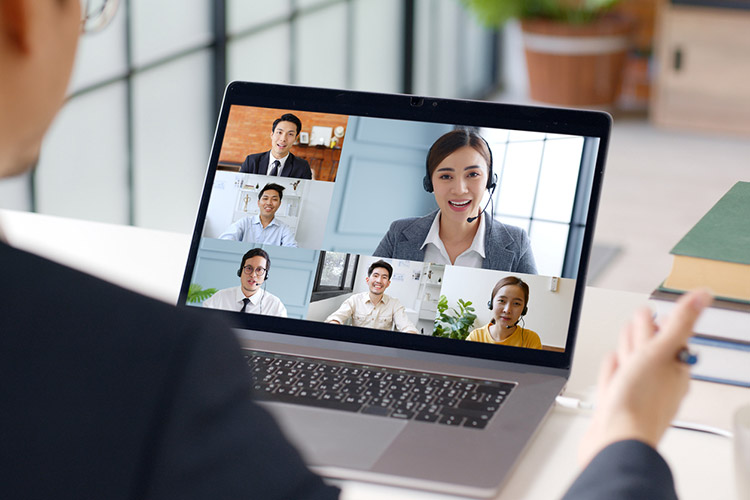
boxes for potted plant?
[187,283,217,304]
[432,295,477,341]
[462,0,635,106]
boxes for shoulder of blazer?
[486,218,525,249]
[242,151,268,167]
[289,152,310,167]
[393,210,436,242]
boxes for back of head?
[0,0,81,179]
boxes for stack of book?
[649,181,750,387]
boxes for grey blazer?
[373,210,537,274]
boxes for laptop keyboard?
[243,350,515,429]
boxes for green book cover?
[670,181,750,265]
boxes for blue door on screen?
[321,116,452,256]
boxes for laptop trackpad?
[267,404,404,470]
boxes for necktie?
[240,298,250,313]
[268,160,281,176]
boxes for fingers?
[596,352,618,401]
[617,319,634,367]
[654,288,712,351]
[632,306,656,347]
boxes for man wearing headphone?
[466,276,542,349]
[373,129,536,273]
[203,248,287,317]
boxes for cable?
[555,396,594,410]
[671,420,733,439]
[553,396,733,438]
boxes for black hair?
[367,260,393,279]
[488,276,529,316]
[259,183,284,202]
[239,248,271,275]
[272,113,302,136]
[422,128,494,193]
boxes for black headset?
[422,131,497,193]
[488,280,529,316]
[237,249,271,279]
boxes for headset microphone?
[467,182,496,223]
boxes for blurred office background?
[2,0,749,294]
[0,0,497,231]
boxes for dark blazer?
[0,242,338,500]
[562,440,678,500]
[373,210,537,274]
[240,151,313,179]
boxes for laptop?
[178,82,610,498]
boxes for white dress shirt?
[268,153,289,176]
[420,210,485,268]
[325,292,418,333]
[218,215,297,247]
[203,286,287,317]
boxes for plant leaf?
[186,284,218,304]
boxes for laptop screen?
[180,82,609,369]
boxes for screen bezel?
[178,81,611,371]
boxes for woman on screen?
[373,129,536,273]
[467,276,542,349]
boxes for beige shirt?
[325,292,418,334]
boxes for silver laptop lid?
[179,82,610,373]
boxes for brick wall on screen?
[219,106,349,164]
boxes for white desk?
[2,209,747,500]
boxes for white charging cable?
[554,396,733,438]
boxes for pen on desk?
[677,348,698,365]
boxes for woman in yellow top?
[466,276,542,349]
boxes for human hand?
[578,289,712,467]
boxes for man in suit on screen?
[240,113,313,179]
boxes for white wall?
[306,292,351,322]
[296,180,335,247]
[203,172,334,249]
[353,255,424,312]
[439,268,575,348]
[203,171,240,237]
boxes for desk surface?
[2,209,747,500]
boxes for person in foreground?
[0,1,334,498]
[0,1,710,498]
[466,276,542,349]
[562,288,712,500]
[374,129,536,273]
[203,248,287,317]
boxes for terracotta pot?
[521,14,635,106]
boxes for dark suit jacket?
[239,151,312,179]
[561,440,678,500]
[0,242,338,500]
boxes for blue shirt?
[218,215,298,247]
